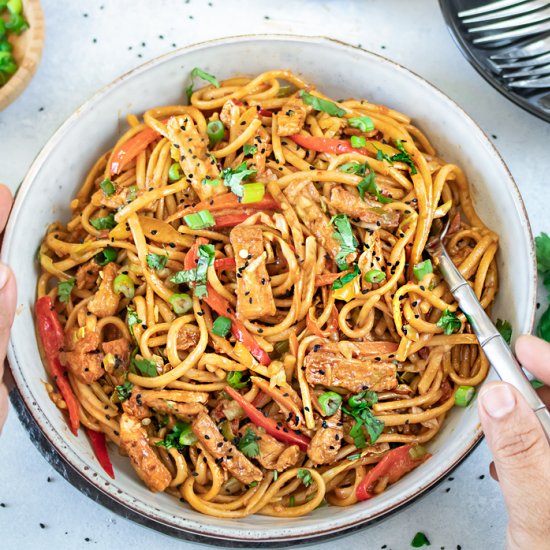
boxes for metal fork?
[426,219,550,438]
[458,0,550,44]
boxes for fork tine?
[467,6,550,33]
[472,20,550,43]
[507,73,550,85]
[502,62,550,76]
[458,0,530,18]
[496,51,550,68]
[489,34,550,58]
[462,0,549,24]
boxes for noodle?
[35,69,498,517]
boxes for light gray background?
[1,1,549,549]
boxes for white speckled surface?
[0,1,548,549]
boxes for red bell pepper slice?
[224,386,310,451]
[213,257,236,270]
[356,444,431,501]
[35,296,80,436]
[86,428,115,479]
[258,108,273,117]
[213,213,251,229]
[290,134,373,157]
[166,193,280,224]
[204,285,271,366]
[110,124,165,176]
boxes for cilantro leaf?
[243,144,257,156]
[146,253,168,271]
[222,162,257,198]
[338,162,366,176]
[391,139,417,175]
[90,213,117,231]
[411,532,431,547]
[186,67,220,103]
[156,421,197,450]
[115,381,134,402]
[226,371,249,390]
[331,214,358,270]
[538,304,550,342]
[496,319,512,345]
[376,148,393,163]
[357,163,392,204]
[169,244,215,298]
[299,90,346,117]
[348,116,375,133]
[127,306,142,340]
[332,265,361,290]
[297,469,313,487]
[237,428,259,458]
[436,309,461,335]
[57,278,75,303]
[132,356,158,377]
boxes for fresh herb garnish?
[376,148,393,163]
[531,379,544,389]
[436,309,461,335]
[99,179,116,196]
[297,469,313,487]
[115,381,134,402]
[357,163,392,204]
[222,162,257,198]
[343,390,384,447]
[90,213,117,231]
[169,244,215,298]
[237,428,260,458]
[186,67,220,102]
[156,421,197,450]
[391,139,418,175]
[299,90,346,117]
[332,265,361,290]
[338,162,366,175]
[243,144,258,156]
[226,371,249,390]
[132,356,158,377]
[331,214,358,270]
[411,532,431,547]
[350,135,367,148]
[348,116,375,133]
[126,306,142,340]
[184,209,215,230]
[318,391,343,416]
[146,253,168,271]
[57,278,75,303]
[496,319,512,345]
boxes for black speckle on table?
[38,106,44,112]
[445,487,451,493]
[47,476,53,482]
[83,13,88,18]
[447,476,454,481]
[99,5,104,10]
[172,43,177,48]
[85,537,91,542]
[39,523,46,529]
[159,34,164,39]
[381,45,387,49]
[491,134,498,139]
[137,54,143,58]
[264,15,270,19]
[357,43,362,48]
[0,503,6,507]
[537,302,541,309]
[92,38,97,44]
[141,42,146,47]
[189,15,194,19]
[479,474,485,480]
[381,545,387,549]
[457,546,462,550]
[208,1,213,5]
[128,45,133,50]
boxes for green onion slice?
[169,293,193,315]
[350,135,367,148]
[94,247,117,266]
[99,179,115,196]
[207,120,225,146]
[184,209,215,230]
[365,269,386,284]
[454,385,475,407]
[168,162,182,182]
[113,274,135,299]
[318,391,342,416]
[242,183,265,204]
[212,315,232,337]
[413,259,433,281]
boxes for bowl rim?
[0,0,44,111]
[2,33,538,545]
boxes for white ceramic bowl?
[2,35,537,546]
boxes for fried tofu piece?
[307,411,343,465]
[276,97,309,137]
[230,225,276,320]
[241,425,300,471]
[87,262,120,318]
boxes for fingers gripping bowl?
[2,36,536,545]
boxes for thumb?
[478,382,550,547]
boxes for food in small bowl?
[3,36,536,545]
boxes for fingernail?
[0,263,9,290]
[480,384,516,419]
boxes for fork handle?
[438,250,550,440]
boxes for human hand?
[478,334,550,550]
[0,184,16,432]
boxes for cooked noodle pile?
[36,69,498,517]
